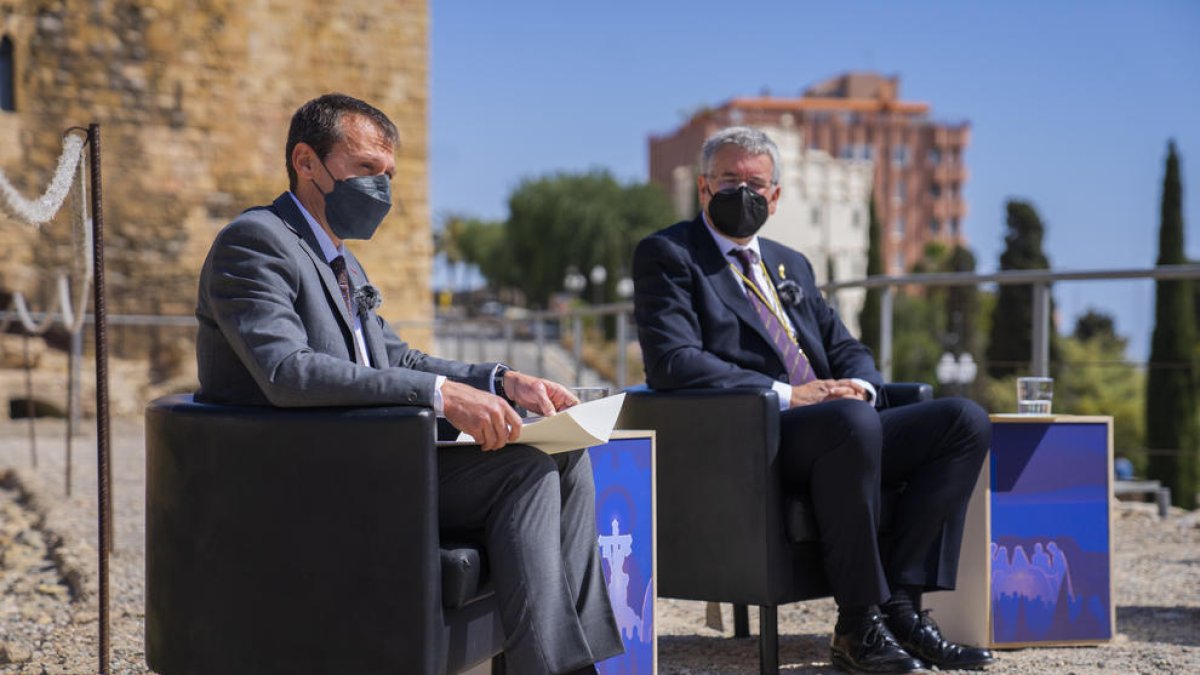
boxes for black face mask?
[313,158,392,240]
[706,185,769,238]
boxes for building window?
[840,145,854,159]
[863,144,875,160]
[893,251,906,274]
[894,178,906,202]
[930,183,942,199]
[892,145,909,167]
[810,206,822,227]
[893,214,905,238]
[930,218,941,235]
[0,35,14,112]
[852,209,862,228]
[928,148,941,166]
[951,218,960,235]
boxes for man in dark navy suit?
[633,127,994,674]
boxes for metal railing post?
[880,285,895,382]
[534,318,546,377]
[572,314,584,385]
[455,319,465,361]
[1031,282,1051,377]
[616,311,628,390]
[503,319,514,367]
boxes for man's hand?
[504,371,579,416]
[441,380,523,451]
[789,379,869,408]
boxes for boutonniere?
[353,284,383,314]
[775,279,803,307]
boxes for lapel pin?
[778,263,787,279]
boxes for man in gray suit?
[195,93,622,675]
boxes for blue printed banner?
[589,435,655,674]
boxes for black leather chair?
[617,383,932,675]
[145,394,503,675]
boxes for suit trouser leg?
[437,445,621,675]
[779,399,890,607]
[877,397,991,591]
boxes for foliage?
[859,199,883,357]
[1145,140,1198,509]
[986,200,1057,378]
[1058,316,1146,461]
[452,171,676,308]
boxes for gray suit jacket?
[195,193,495,407]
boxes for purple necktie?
[330,255,354,317]
[730,248,815,385]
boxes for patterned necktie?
[729,248,815,385]
[329,255,354,317]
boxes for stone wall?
[0,0,432,400]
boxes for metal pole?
[572,314,584,385]
[89,122,112,675]
[534,318,546,378]
[66,328,82,497]
[1031,282,1050,377]
[616,311,628,390]
[503,319,514,367]
[475,321,486,362]
[23,332,38,468]
[880,285,895,382]
[455,319,465,361]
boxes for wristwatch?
[493,364,512,402]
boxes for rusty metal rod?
[23,332,38,468]
[88,122,111,675]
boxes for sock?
[834,604,879,635]
[882,586,923,631]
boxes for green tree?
[858,199,883,358]
[478,171,676,307]
[1056,311,1145,459]
[986,200,1055,378]
[1145,140,1198,508]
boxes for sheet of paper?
[443,393,626,454]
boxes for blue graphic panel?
[990,422,1111,644]
[590,437,654,674]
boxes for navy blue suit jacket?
[633,216,884,404]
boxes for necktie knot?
[330,255,353,316]
[730,248,756,274]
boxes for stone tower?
[0,0,432,363]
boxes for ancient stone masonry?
[0,0,432,381]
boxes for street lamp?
[936,352,977,397]
[616,276,634,300]
[563,267,586,297]
[589,264,607,305]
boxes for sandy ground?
[1,416,1198,674]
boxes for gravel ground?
[1,416,1198,674]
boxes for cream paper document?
[446,393,626,454]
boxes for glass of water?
[1016,377,1054,415]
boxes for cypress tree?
[986,200,1053,378]
[859,199,883,358]
[1146,140,1198,509]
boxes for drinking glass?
[1016,376,1053,415]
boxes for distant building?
[649,72,970,277]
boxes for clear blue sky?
[430,0,1200,360]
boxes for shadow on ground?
[1116,606,1200,647]
[658,633,839,673]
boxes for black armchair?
[145,394,503,675]
[616,383,932,675]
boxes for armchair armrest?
[145,395,442,675]
[881,382,933,409]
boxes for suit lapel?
[687,218,782,365]
[272,194,356,334]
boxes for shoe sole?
[830,648,929,674]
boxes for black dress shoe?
[831,611,927,673]
[886,609,995,670]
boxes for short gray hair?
[700,126,781,184]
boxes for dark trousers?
[437,445,624,675]
[779,397,991,607]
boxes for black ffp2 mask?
[707,185,769,238]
